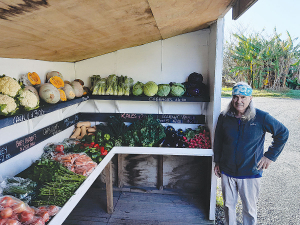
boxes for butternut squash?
[76,121,91,128]
[70,127,81,139]
[76,126,87,139]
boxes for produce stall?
[0,0,257,224]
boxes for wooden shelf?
[0,94,210,130]
[0,96,89,129]
[48,146,213,225]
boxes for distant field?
[222,87,300,99]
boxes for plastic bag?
[0,177,37,204]
[0,195,61,224]
[52,153,97,177]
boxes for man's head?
[231,82,253,115]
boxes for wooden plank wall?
[99,154,212,195]
[0,0,232,62]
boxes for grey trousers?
[221,174,261,225]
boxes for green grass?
[222,87,300,99]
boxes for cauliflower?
[0,94,18,115]
[19,89,39,111]
[0,75,21,97]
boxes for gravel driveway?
[217,97,300,225]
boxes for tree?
[223,29,300,89]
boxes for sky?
[223,0,300,42]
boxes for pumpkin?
[46,71,63,81]
[49,76,64,88]
[83,87,90,95]
[28,72,41,85]
[59,89,67,101]
[20,72,41,86]
[39,83,60,104]
[62,84,76,100]
[71,81,84,97]
[74,79,84,86]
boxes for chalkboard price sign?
[0,114,79,164]
[148,97,187,102]
[13,109,45,124]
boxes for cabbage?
[170,83,186,97]
[188,72,203,84]
[132,82,144,96]
[143,81,158,97]
[157,84,170,97]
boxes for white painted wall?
[0,57,76,178]
[0,27,221,183]
[75,29,210,86]
[0,57,75,83]
[75,29,210,130]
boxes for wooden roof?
[0,0,233,62]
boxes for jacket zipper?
[234,118,241,175]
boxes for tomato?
[18,211,34,223]
[0,196,14,207]
[5,219,20,225]
[25,206,35,214]
[36,206,47,214]
[0,207,13,219]
[11,202,26,214]
[55,145,64,153]
[37,211,49,222]
[0,219,7,225]
[101,150,108,156]
[47,205,60,216]
[31,218,45,225]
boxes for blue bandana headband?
[232,83,252,96]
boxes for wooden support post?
[117,154,123,188]
[105,161,114,214]
[157,155,163,190]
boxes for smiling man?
[213,82,289,225]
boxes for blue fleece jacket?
[213,108,289,177]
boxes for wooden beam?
[118,154,124,188]
[157,155,163,190]
[232,0,258,20]
[105,161,114,214]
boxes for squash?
[28,72,41,85]
[71,81,84,97]
[46,71,64,81]
[62,84,76,100]
[20,72,41,86]
[74,79,84,86]
[49,76,64,88]
[39,83,60,104]
[83,87,90,95]
[59,89,67,101]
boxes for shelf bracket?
[158,101,164,114]
[115,100,120,113]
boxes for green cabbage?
[157,84,170,97]
[170,83,186,97]
[132,82,144,96]
[143,81,158,97]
